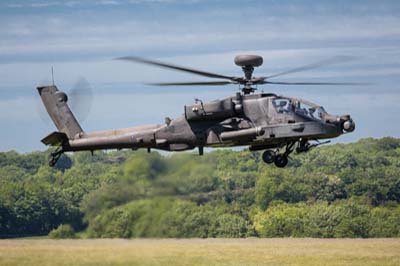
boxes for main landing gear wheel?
[262,150,275,164]
[274,154,288,168]
[261,141,294,167]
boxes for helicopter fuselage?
[63,92,353,155]
[39,53,359,167]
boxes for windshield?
[294,101,325,120]
[272,97,293,114]
[273,96,326,120]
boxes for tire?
[274,154,288,168]
[49,158,56,167]
[262,150,275,164]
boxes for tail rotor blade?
[69,77,93,122]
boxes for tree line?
[0,137,399,238]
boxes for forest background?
[1,137,399,239]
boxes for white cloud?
[3,0,183,9]
[96,0,121,5]
[6,1,63,8]
[0,10,399,63]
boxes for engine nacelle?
[185,98,241,121]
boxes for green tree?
[49,224,76,239]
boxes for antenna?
[51,66,55,85]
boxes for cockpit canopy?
[272,96,327,120]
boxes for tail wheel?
[49,158,57,167]
[274,154,288,168]
[48,147,64,167]
[262,150,275,164]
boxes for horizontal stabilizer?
[41,131,68,146]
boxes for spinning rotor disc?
[116,54,368,94]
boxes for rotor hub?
[234,55,264,87]
[234,55,263,67]
[241,87,257,94]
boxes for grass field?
[0,238,399,266]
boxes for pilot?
[278,100,288,113]
[309,107,316,118]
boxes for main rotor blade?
[147,81,234,86]
[263,81,370,85]
[116,56,237,81]
[266,56,357,79]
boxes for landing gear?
[261,139,330,168]
[262,150,289,168]
[262,150,275,164]
[262,141,295,168]
[274,154,288,168]
[48,147,64,167]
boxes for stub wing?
[41,131,68,146]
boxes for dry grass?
[0,238,399,266]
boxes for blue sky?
[0,0,399,151]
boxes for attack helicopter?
[38,54,358,168]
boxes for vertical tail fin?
[37,85,83,139]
